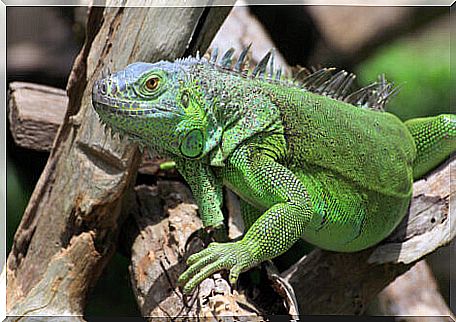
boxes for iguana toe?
[178,241,256,294]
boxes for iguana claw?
[178,240,256,294]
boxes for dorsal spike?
[275,67,282,80]
[313,70,340,94]
[382,84,401,110]
[318,70,348,95]
[234,43,252,72]
[344,82,377,106]
[301,68,335,89]
[252,50,272,78]
[220,48,235,69]
[293,67,311,82]
[367,74,400,110]
[210,47,219,64]
[336,73,356,99]
[202,46,395,111]
[331,72,353,96]
[195,50,200,60]
[268,48,275,79]
[300,68,326,86]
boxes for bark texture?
[376,260,455,321]
[8,82,67,152]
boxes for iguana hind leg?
[405,114,456,179]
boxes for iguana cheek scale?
[91,48,456,294]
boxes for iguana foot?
[178,241,257,294]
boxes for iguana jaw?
[92,84,175,117]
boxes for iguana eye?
[145,76,160,91]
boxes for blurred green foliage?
[7,157,31,252]
[357,32,453,120]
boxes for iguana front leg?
[178,143,314,293]
[175,158,224,229]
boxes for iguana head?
[92,59,222,158]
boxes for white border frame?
[1,1,6,321]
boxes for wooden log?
[376,260,455,321]
[8,82,67,152]
[6,3,232,319]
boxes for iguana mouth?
[92,99,157,116]
[92,80,180,117]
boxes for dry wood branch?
[6,4,232,320]
[376,260,455,321]
[8,82,67,152]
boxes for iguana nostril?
[100,82,107,94]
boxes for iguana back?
[268,86,416,198]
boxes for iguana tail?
[405,114,456,180]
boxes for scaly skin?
[92,53,456,294]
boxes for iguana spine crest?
[200,46,399,111]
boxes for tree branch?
[375,260,455,320]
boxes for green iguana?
[91,47,455,294]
